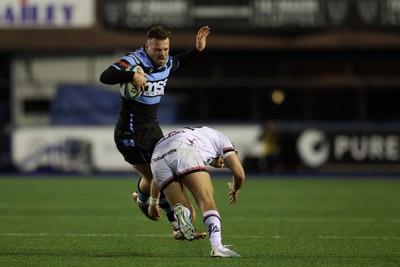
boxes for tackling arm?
[223,153,245,204]
[147,179,162,221]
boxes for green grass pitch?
[0,175,399,266]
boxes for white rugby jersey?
[155,126,236,165]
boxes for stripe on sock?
[203,210,220,223]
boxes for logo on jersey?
[142,78,168,97]
[118,61,130,69]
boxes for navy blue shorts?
[114,124,163,165]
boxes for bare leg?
[181,172,224,249]
[131,163,163,220]
[133,163,153,196]
[162,180,192,209]
[181,172,217,213]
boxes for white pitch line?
[0,233,170,238]
[2,215,400,224]
[229,217,400,223]
[230,235,400,240]
[1,232,400,240]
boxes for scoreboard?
[101,0,400,33]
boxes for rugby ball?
[120,65,144,99]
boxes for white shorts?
[151,141,207,191]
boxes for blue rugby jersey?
[109,46,200,131]
[113,47,174,105]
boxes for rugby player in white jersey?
[151,126,246,258]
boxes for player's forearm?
[149,179,161,201]
[224,154,245,192]
[231,165,246,192]
[234,178,244,192]
[100,67,133,85]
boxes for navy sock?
[158,193,175,223]
[136,177,149,206]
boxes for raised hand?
[196,26,211,52]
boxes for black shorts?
[114,123,163,165]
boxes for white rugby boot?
[173,203,195,241]
[211,245,241,258]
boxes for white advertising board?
[0,0,95,28]
[11,125,262,173]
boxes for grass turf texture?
[0,176,399,266]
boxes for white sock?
[203,210,222,248]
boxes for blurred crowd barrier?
[11,122,400,174]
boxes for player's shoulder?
[192,126,222,139]
[198,126,216,134]
[123,50,144,66]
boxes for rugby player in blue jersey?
[100,26,211,239]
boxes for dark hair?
[147,26,171,40]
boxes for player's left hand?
[196,26,211,51]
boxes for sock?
[170,221,179,231]
[158,193,175,224]
[136,177,149,207]
[203,210,222,248]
